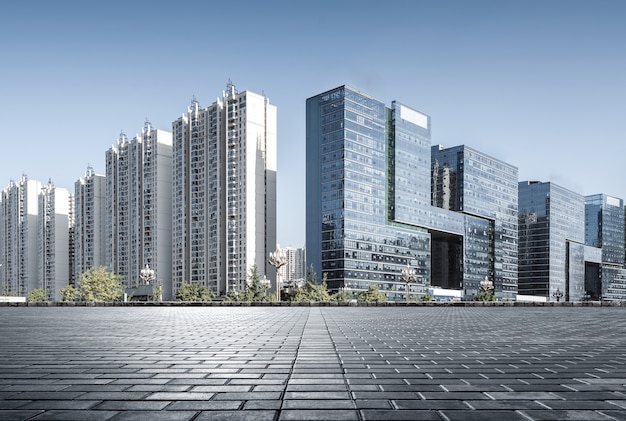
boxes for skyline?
[1,1,625,249]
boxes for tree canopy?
[225,264,271,302]
[357,285,387,303]
[27,288,47,303]
[60,285,78,302]
[79,266,124,303]
[175,283,215,302]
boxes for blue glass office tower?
[432,145,519,300]
[306,85,518,300]
[306,86,433,300]
[518,181,586,301]
[585,194,626,301]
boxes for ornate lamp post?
[479,276,494,301]
[552,288,564,302]
[140,264,155,285]
[400,264,417,303]
[268,250,287,302]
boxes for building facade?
[0,176,41,296]
[585,194,626,301]
[105,122,173,299]
[306,85,519,301]
[37,180,72,301]
[432,145,519,300]
[172,84,277,296]
[277,246,306,283]
[518,181,587,301]
[73,166,106,284]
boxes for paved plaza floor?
[0,305,625,420]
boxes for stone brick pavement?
[0,306,625,420]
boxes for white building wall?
[172,84,276,297]
[106,123,173,299]
[74,167,106,282]
[1,177,42,297]
[38,182,71,301]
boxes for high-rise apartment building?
[585,194,626,301]
[37,180,72,301]
[277,246,306,283]
[172,83,277,296]
[518,181,588,301]
[432,145,519,300]
[73,166,106,284]
[105,121,173,299]
[0,176,41,296]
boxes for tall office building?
[73,166,107,284]
[432,145,519,300]
[306,85,518,301]
[105,122,173,299]
[518,181,588,301]
[585,194,626,301]
[172,83,277,296]
[37,180,72,301]
[0,176,41,296]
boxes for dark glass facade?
[585,194,626,301]
[432,145,519,301]
[518,181,586,301]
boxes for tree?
[152,284,163,302]
[331,289,354,303]
[60,285,78,302]
[357,285,387,303]
[225,264,271,302]
[27,288,47,303]
[175,283,215,302]
[292,267,331,302]
[473,289,496,302]
[79,266,124,303]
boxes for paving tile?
[360,409,443,420]
[110,410,198,420]
[279,409,360,420]
[521,409,617,420]
[30,409,120,420]
[0,410,44,421]
[440,410,531,421]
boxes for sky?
[1,1,625,248]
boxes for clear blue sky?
[1,1,625,248]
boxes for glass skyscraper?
[432,145,519,301]
[518,181,586,301]
[306,85,518,301]
[585,194,626,301]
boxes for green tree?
[27,288,48,303]
[176,283,215,302]
[473,289,496,302]
[331,288,354,303]
[60,285,78,302]
[152,284,163,302]
[225,264,270,302]
[357,285,387,303]
[292,267,331,302]
[79,266,124,303]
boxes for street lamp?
[400,264,417,303]
[140,264,156,285]
[268,250,287,302]
[552,288,564,302]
